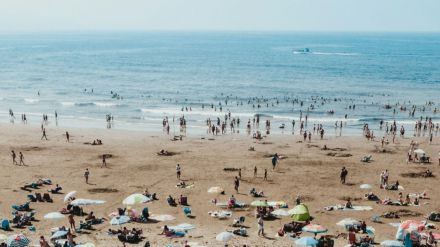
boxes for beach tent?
[289,204,310,221]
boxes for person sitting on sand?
[250,188,264,197]
[177,180,186,188]
[413,197,420,206]
[49,184,62,193]
[228,195,236,208]
[160,225,173,236]
[167,195,177,206]
[404,194,411,206]
[365,192,379,201]
[86,211,96,221]
[345,199,353,209]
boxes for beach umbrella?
[207,187,224,194]
[271,209,290,217]
[70,198,105,206]
[122,193,151,205]
[268,201,288,207]
[216,232,234,242]
[44,212,65,220]
[169,223,195,231]
[289,204,310,221]
[360,184,372,189]
[50,230,68,239]
[110,215,130,225]
[380,240,404,247]
[400,220,425,232]
[6,234,30,247]
[294,236,319,246]
[149,214,176,221]
[302,224,328,234]
[0,234,6,243]
[251,200,268,207]
[336,218,360,227]
[366,226,376,236]
[64,191,77,203]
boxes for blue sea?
[0,32,439,135]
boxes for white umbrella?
[149,214,176,221]
[64,191,77,203]
[360,184,372,189]
[216,232,234,242]
[70,199,105,206]
[207,187,224,194]
[414,149,425,155]
[110,216,130,225]
[336,218,361,227]
[271,209,290,217]
[169,223,195,231]
[44,212,65,220]
[122,194,151,205]
[50,230,68,239]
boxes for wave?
[61,101,127,107]
[24,98,39,104]
[312,52,359,56]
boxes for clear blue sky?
[1,0,439,32]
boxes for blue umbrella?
[7,234,31,247]
[110,215,130,225]
[380,240,404,247]
[294,236,318,246]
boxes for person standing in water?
[272,153,279,170]
[66,131,70,142]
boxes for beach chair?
[43,193,53,202]
[183,207,192,217]
[11,202,30,211]
[0,219,10,230]
[27,194,37,202]
[35,193,43,202]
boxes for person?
[39,236,50,247]
[11,150,17,165]
[68,213,76,230]
[254,166,257,177]
[234,176,240,192]
[345,198,353,209]
[101,155,107,168]
[238,168,242,179]
[427,231,437,246]
[19,152,25,166]
[84,168,90,184]
[340,167,348,184]
[272,153,279,170]
[295,195,301,205]
[66,131,70,142]
[41,128,48,140]
[176,164,181,179]
[257,215,264,236]
[264,169,267,180]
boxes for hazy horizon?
[1,0,439,32]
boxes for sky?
[0,0,439,32]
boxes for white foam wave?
[24,98,39,104]
[61,102,75,106]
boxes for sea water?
[0,32,439,136]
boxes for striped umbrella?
[7,234,30,247]
[302,224,328,234]
[122,194,151,205]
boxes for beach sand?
[0,123,439,246]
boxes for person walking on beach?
[272,153,279,170]
[11,150,17,165]
[234,176,240,193]
[340,167,348,184]
[257,215,264,236]
[84,168,90,184]
[176,164,181,179]
[238,168,242,179]
[264,169,268,180]
[19,152,25,166]
[101,155,107,168]
[41,128,48,140]
[66,131,70,142]
[254,166,257,177]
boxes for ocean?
[0,32,439,136]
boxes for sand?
[0,123,439,246]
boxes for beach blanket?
[216,201,247,209]
[208,210,232,219]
